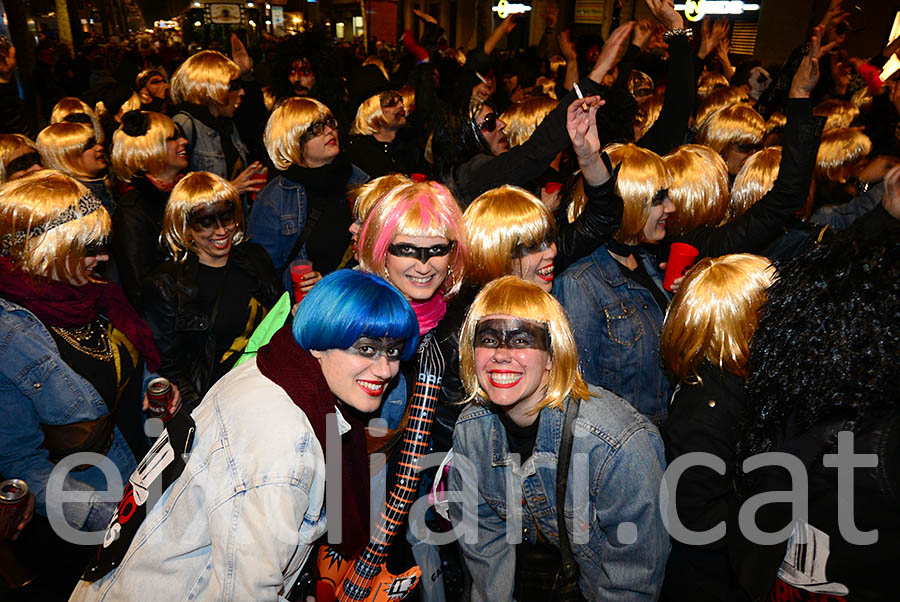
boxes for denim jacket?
[70,358,333,601]
[247,169,369,287]
[553,246,672,423]
[447,385,669,602]
[0,298,139,531]
[172,111,249,179]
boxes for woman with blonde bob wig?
[109,110,190,308]
[0,133,42,184]
[50,97,105,145]
[663,144,729,238]
[36,121,115,213]
[0,170,174,591]
[249,96,368,294]
[658,254,774,601]
[555,142,675,423]
[170,50,266,196]
[695,103,765,176]
[142,171,279,408]
[448,275,668,602]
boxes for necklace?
[52,321,113,362]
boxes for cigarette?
[573,82,589,112]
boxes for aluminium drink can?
[146,377,173,419]
[0,479,29,539]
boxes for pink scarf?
[409,292,447,335]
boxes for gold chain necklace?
[52,321,113,362]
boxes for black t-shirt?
[49,317,147,456]
[498,410,541,464]
[196,263,268,384]
[617,258,669,314]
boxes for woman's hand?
[295,270,323,297]
[644,0,683,31]
[10,493,35,541]
[230,33,252,75]
[632,20,654,51]
[790,27,837,99]
[566,95,604,159]
[230,162,267,196]
[659,262,685,293]
[589,21,635,84]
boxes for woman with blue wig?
[71,269,419,601]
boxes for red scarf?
[410,292,447,335]
[0,257,160,371]
[256,323,370,558]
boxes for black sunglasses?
[228,78,244,92]
[477,112,499,133]
[380,92,403,109]
[388,241,454,264]
[651,188,669,207]
[189,204,236,232]
[84,237,109,257]
[301,117,338,143]
[81,137,98,153]
[167,123,186,142]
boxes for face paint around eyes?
[388,242,454,264]
[5,152,42,175]
[651,188,669,207]
[474,318,551,351]
[348,336,405,360]
[512,234,555,259]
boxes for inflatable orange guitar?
[317,333,443,602]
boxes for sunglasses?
[81,137,99,154]
[513,233,555,259]
[301,117,338,143]
[651,188,669,207]
[388,241,454,264]
[188,204,236,232]
[228,78,244,92]
[84,237,109,257]
[477,112,499,133]
[5,152,42,175]
[167,123,186,142]
[380,92,403,109]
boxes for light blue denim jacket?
[0,298,139,531]
[247,169,369,288]
[553,246,672,423]
[447,385,669,602]
[172,111,249,179]
[70,358,332,601]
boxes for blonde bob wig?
[161,171,244,262]
[697,71,730,98]
[813,99,859,130]
[170,50,241,107]
[0,170,110,281]
[358,181,467,296]
[459,275,590,411]
[111,111,179,182]
[36,122,98,179]
[603,143,671,243]
[464,185,556,286]
[634,94,663,141]
[660,253,774,381]
[352,174,411,223]
[0,134,39,184]
[695,86,748,129]
[814,127,872,183]
[350,92,394,136]
[728,146,781,221]
[500,96,558,148]
[695,104,765,155]
[264,97,333,170]
[664,145,729,237]
[50,97,104,144]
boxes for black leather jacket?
[141,242,279,408]
[111,176,171,311]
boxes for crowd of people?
[0,0,897,600]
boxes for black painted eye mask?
[512,233,555,259]
[5,152,41,175]
[474,318,551,351]
[388,241,454,264]
[348,336,405,360]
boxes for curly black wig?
[737,213,899,470]
[431,98,489,184]
[269,28,345,110]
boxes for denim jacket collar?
[590,245,665,293]
[486,401,569,474]
[275,173,303,190]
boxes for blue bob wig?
[293,269,419,361]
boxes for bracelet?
[663,28,693,41]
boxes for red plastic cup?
[410,172,427,183]
[544,181,563,195]
[290,259,313,302]
[663,242,700,292]
[250,169,268,201]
